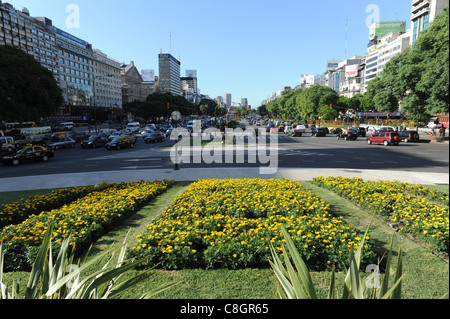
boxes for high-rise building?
[223,93,232,108]
[93,49,122,108]
[0,4,59,81]
[241,98,248,109]
[411,0,448,45]
[158,53,181,95]
[0,2,122,111]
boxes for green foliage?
[270,225,406,299]
[371,5,449,119]
[0,45,64,122]
[0,223,179,299]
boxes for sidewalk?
[0,167,448,192]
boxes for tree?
[368,5,449,120]
[0,45,64,122]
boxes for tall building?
[223,93,232,108]
[335,56,363,98]
[93,49,122,108]
[411,0,448,45]
[1,2,122,111]
[181,69,199,104]
[55,27,95,107]
[158,53,181,95]
[241,98,248,109]
[0,4,59,81]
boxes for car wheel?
[12,159,19,166]
[367,140,372,145]
[344,136,348,141]
[54,145,59,150]
[7,147,13,152]
[130,143,134,148]
[383,140,389,146]
[337,136,340,140]
[117,145,121,150]
[71,144,75,148]
[42,155,49,162]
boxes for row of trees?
[258,5,449,123]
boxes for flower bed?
[0,180,175,271]
[0,183,115,230]
[313,177,449,252]
[129,179,375,271]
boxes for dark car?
[69,132,90,143]
[122,131,138,143]
[143,132,165,143]
[330,127,343,135]
[105,135,135,150]
[337,130,358,140]
[366,132,401,146]
[350,127,366,137]
[2,145,54,166]
[47,137,76,150]
[81,134,108,148]
[398,130,420,143]
[311,127,328,137]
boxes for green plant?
[270,224,405,299]
[0,222,179,299]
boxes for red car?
[366,132,401,146]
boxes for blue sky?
[7,0,412,108]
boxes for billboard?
[345,64,358,78]
[369,21,406,40]
[141,70,155,82]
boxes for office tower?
[411,0,448,45]
[224,93,232,108]
[158,53,181,95]
[93,49,122,108]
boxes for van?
[60,122,74,130]
[0,136,18,152]
[126,122,141,132]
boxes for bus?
[437,115,449,128]
[0,122,36,135]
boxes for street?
[0,126,448,179]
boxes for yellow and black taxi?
[2,145,54,166]
[105,135,135,150]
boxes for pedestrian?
[439,126,445,137]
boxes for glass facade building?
[158,53,181,95]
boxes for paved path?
[0,167,447,192]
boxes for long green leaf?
[280,226,317,299]
[281,245,307,299]
[26,221,54,299]
[327,266,336,299]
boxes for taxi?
[105,135,135,150]
[2,145,54,166]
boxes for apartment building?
[93,49,122,108]
[0,3,59,80]
[411,0,449,45]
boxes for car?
[47,137,76,150]
[311,127,327,137]
[290,125,306,137]
[284,126,293,134]
[398,130,420,143]
[337,130,358,140]
[366,131,401,146]
[144,132,165,143]
[330,127,343,135]
[81,134,108,148]
[105,135,135,150]
[2,145,54,166]
[375,126,396,132]
[108,131,124,142]
[278,124,285,132]
[350,127,366,137]
[122,131,138,143]
[69,131,90,143]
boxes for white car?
[284,126,293,134]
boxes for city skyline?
[5,0,412,107]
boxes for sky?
[6,0,412,108]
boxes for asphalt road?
[0,127,448,179]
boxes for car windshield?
[111,137,121,142]
[88,135,98,141]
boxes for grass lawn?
[1,181,448,299]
